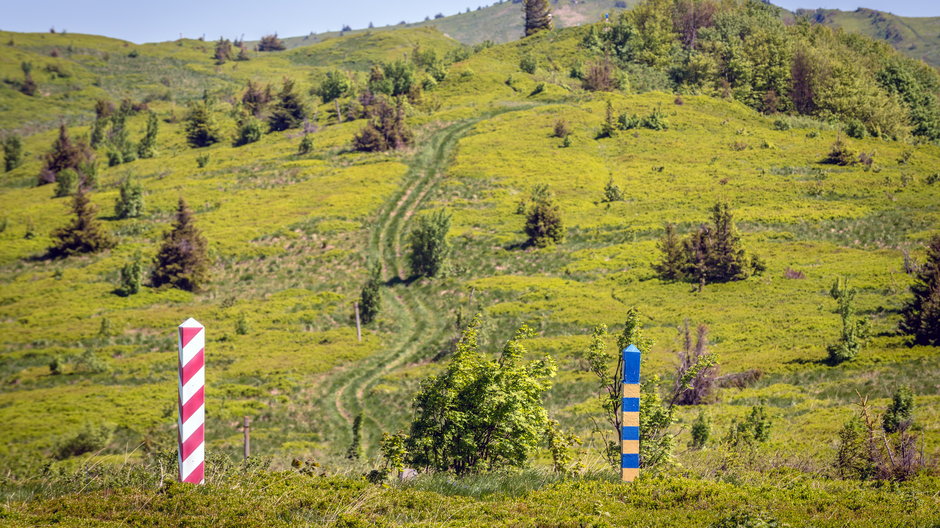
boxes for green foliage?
[641,105,669,130]
[835,416,874,479]
[20,61,37,96]
[242,80,272,118]
[75,348,111,374]
[53,168,78,198]
[54,422,113,460]
[545,419,581,475]
[137,111,158,158]
[346,413,363,460]
[298,133,313,155]
[116,253,143,297]
[114,176,143,219]
[407,316,556,474]
[519,55,538,74]
[3,133,23,172]
[257,33,285,52]
[524,193,564,248]
[316,70,352,103]
[38,125,95,185]
[602,177,624,203]
[689,411,711,449]
[104,101,137,166]
[234,115,264,146]
[235,313,250,335]
[408,209,451,278]
[711,510,784,528]
[48,356,63,376]
[826,277,869,364]
[900,234,940,346]
[551,119,571,139]
[882,385,914,434]
[151,198,209,292]
[268,78,307,131]
[195,154,210,168]
[597,100,618,139]
[523,0,554,37]
[655,222,687,281]
[845,119,868,139]
[368,60,416,97]
[353,97,413,152]
[214,38,233,64]
[185,100,221,147]
[359,263,382,324]
[824,136,858,166]
[725,402,772,447]
[380,431,409,477]
[48,187,116,258]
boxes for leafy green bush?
[408,209,451,278]
[519,55,538,74]
[268,78,307,131]
[234,116,264,146]
[54,422,113,459]
[114,176,143,218]
[316,70,352,103]
[53,168,78,198]
[826,277,869,364]
[116,253,143,296]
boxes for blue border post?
[621,344,641,482]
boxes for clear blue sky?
[2,0,937,44]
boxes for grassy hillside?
[799,8,940,68]
[1,2,939,524]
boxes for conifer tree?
[2,134,23,172]
[242,80,272,118]
[298,133,313,155]
[20,61,37,96]
[137,111,158,158]
[525,192,564,248]
[352,98,413,152]
[114,176,144,219]
[654,222,686,281]
[359,262,382,324]
[523,0,553,37]
[90,99,113,149]
[184,100,220,147]
[268,78,307,131]
[151,198,209,291]
[48,186,115,258]
[117,252,143,296]
[408,210,451,278]
[213,38,233,64]
[706,201,751,282]
[38,125,95,185]
[900,234,940,346]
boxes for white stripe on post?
[178,317,205,484]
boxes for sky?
[2,0,938,44]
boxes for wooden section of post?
[621,344,641,482]
[243,416,250,460]
[354,302,362,342]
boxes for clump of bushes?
[352,97,413,152]
[408,209,451,278]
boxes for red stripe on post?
[180,348,204,386]
[181,423,205,460]
[182,461,205,484]
[181,386,205,422]
[179,326,202,350]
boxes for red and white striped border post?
[178,317,205,484]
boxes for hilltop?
[1,0,939,525]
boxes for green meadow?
[1,3,940,524]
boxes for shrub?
[196,154,210,168]
[826,277,869,364]
[54,168,78,197]
[137,111,158,158]
[54,423,113,459]
[689,412,710,449]
[234,116,264,146]
[298,133,313,155]
[725,402,772,447]
[408,209,451,278]
[654,223,687,281]
[352,98,413,152]
[235,313,250,335]
[899,234,940,346]
[316,70,351,103]
[519,55,537,74]
[882,386,914,434]
[552,119,571,138]
[641,105,669,130]
[268,78,307,131]
[583,59,619,92]
[772,118,790,131]
[213,38,233,64]
[257,34,285,51]
[406,316,556,473]
[824,136,858,166]
[358,263,382,324]
[75,348,111,374]
[151,198,209,292]
[845,118,868,139]
[48,187,116,258]
[368,60,416,97]
[114,176,144,219]
[185,101,221,147]
[20,61,37,96]
[524,192,564,248]
[2,134,23,171]
[117,253,143,296]
[602,177,624,202]
[523,0,553,36]
[38,125,95,185]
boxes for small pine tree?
[826,277,868,364]
[114,176,144,219]
[825,135,858,166]
[54,168,78,198]
[689,411,711,449]
[900,234,940,346]
[408,209,451,278]
[602,177,624,202]
[523,0,553,37]
[38,124,95,185]
[257,33,285,52]
[298,133,313,155]
[151,198,210,291]
[359,263,382,324]
[346,413,363,460]
[3,134,23,171]
[268,78,307,132]
[137,111,158,158]
[20,61,37,96]
[882,386,914,434]
[525,194,564,248]
[597,100,618,139]
[184,100,221,148]
[242,80,272,118]
[706,201,752,282]
[213,37,233,64]
[236,45,250,61]
[117,253,143,296]
[235,313,250,335]
[48,187,116,258]
[655,223,687,281]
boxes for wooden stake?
[354,302,362,342]
[243,416,250,460]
